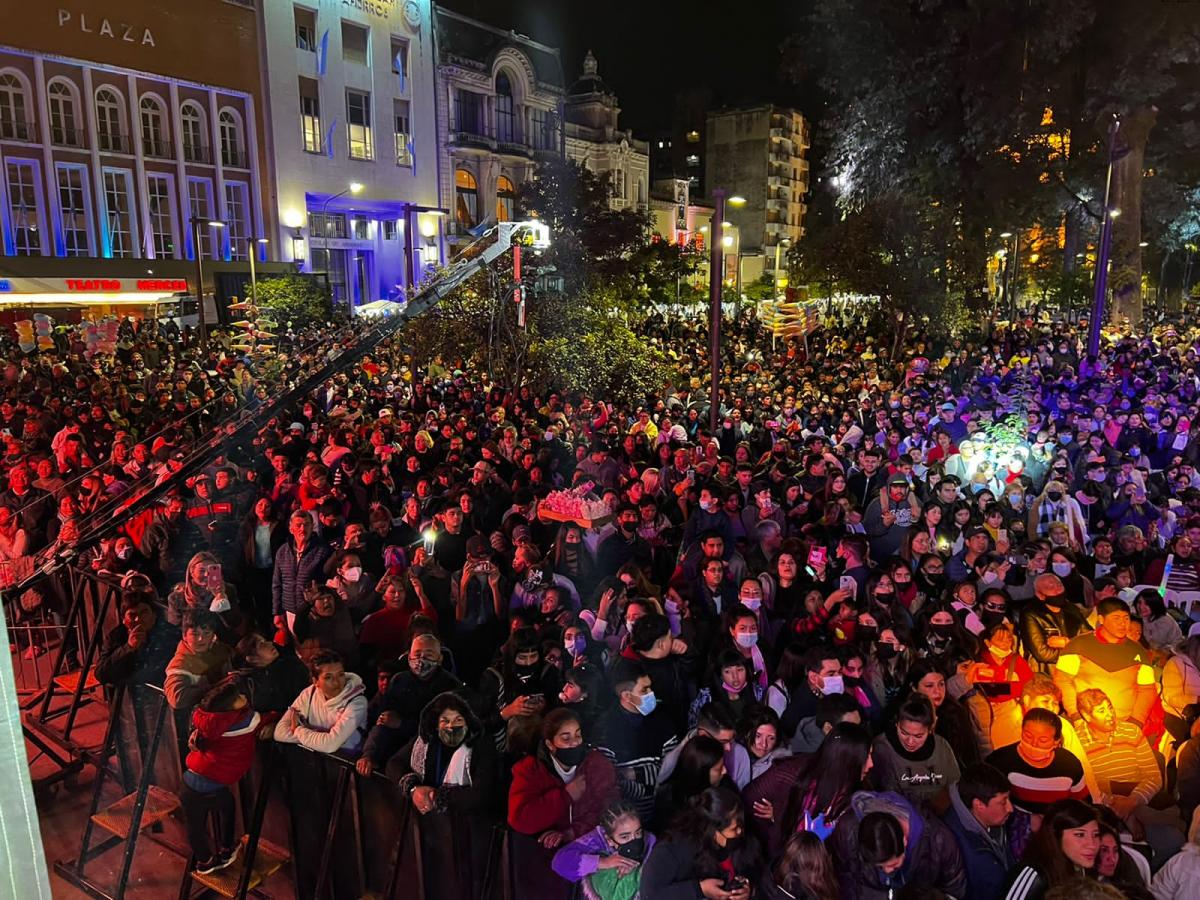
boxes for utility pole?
[1087,115,1121,358]
[708,190,726,431]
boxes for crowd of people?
[12,308,1200,899]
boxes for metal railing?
[96,131,129,153]
[142,137,173,159]
[182,142,211,164]
[0,117,36,141]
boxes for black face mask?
[875,643,898,662]
[919,572,944,591]
[981,611,1008,627]
[617,837,646,861]
[1046,491,1063,502]
[514,662,540,682]
[873,591,895,605]
[554,744,587,768]
[930,622,955,637]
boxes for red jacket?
[186,708,260,785]
[508,749,618,839]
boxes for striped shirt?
[1076,721,1162,805]
[985,744,1089,814]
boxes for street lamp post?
[318,182,364,307]
[247,237,269,307]
[1087,116,1121,358]
[189,216,224,352]
[708,189,726,431]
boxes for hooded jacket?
[273,670,367,754]
[390,691,497,811]
[164,640,232,710]
[830,790,967,900]
[941,783,1015,900]
[186,707,261,786]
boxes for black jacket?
[1018,600,1091,672]
[95,615,179,687]
[361,667,468,765]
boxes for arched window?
[455,168,478,229]
[95,87,125,152]
[47,80,80,146]
[219,109,244,167]
[139,95,169,158]
[495,175,515,223]
[180,102,208,162]
[495,72,515,143]
[0,72,30,141]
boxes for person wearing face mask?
[1019,574,1092,674]
[717,601,769,691]
[508,709,620,898]
[552,802,657,900]
[356,633,466,777]
[779,646,845,738]
[559,662,609,739]
[595,666,679,828]
[919,604,976,667]
[388,692,498,900]
[985,708,1089,816]
[688,650,763,733]
[1045,548,1094,608]
[1028,479,1089,548]
[480,627,561,757]
[323,551,375,627]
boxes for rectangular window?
[225,182,250,260]
[6,159,41,255]
[390,38,408,84]
[299,77,321,153]
[383,219,397,240]
[308,211,347,240]
[353,218,368,241]
[295,6,316,51]
[531,107,550,149]
[393,99,411,166]
[341,21,369,66]
[102,168,135,259]
[456,90,484,135]
[187,177,215,259]
[146,173,176,259]
[346,90,372,160]
[56,164,90,257]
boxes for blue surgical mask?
[567,636,586,656]
[735,632,759,648]
[635,690,657,716]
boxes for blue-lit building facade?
[261,0,445,307]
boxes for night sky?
[437,0,819,135]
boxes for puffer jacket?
[941,783,1014,900]
[271,538,332,616]
[830,790,967,900]
[552,825,658,885]
[508,748,618,840]
[186,707,261,785]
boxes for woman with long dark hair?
[743,722,874,857]
[508,708,620,899]
[655,734,735,826]
[1003,799,1100,900]
[759,831,838,900]
[641,786,763,900]
[903,659,982,765]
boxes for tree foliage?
[253,274,333,328]
[788,0,1200,325]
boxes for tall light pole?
[247,237,269,307]
[774,237,791,299]
[708,189,726,431]
[1087,115,1121,358]
[319,182,364,306]
[189,215,224,352]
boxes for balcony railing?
[96,131,129,153]
[452,129,496,150]
[0,118,36,142]
[143,137,173,159]
[222,147,249,168]
[182,142,211,164]
[51,125,85,148]
[497,139,531,157]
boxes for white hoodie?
[273,671,368,754]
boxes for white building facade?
[432,7,564,241]
[260,0,444,306]
[563,52,648,213]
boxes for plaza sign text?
[56,9,156,47]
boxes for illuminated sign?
[0,277,188,294]
[56,8,156,47]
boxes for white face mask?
[343,566,362,583]
[821,675,844,696]
[1051,561,1072,577]
[739,596,762,611]
[981,570,999,585]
